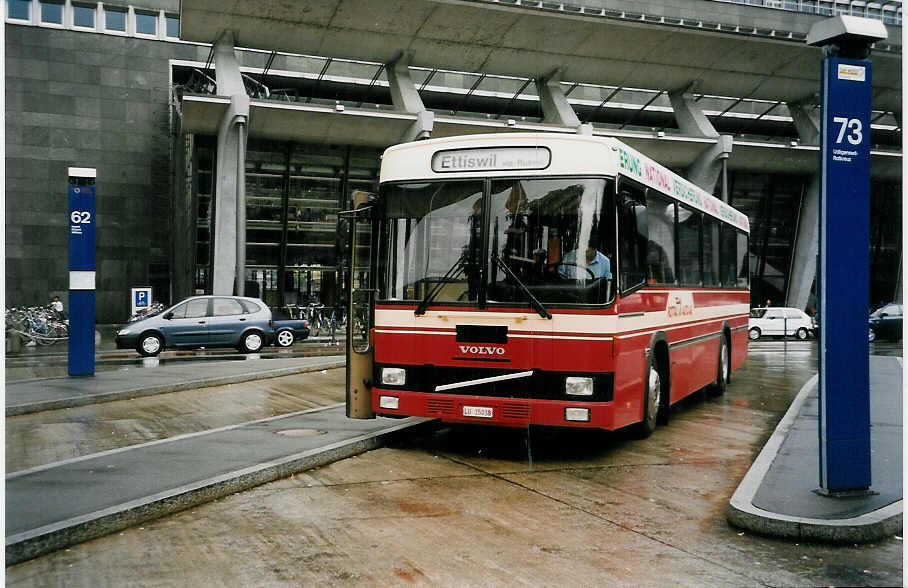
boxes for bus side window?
[702,215,720,287]
[618,184,647,293]
[646,191,677,285]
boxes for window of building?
[105,6,126,32]
[39,0,62,24]
[73,3,95,28]
[8,0,31,21]
[135,10,157,36]
[165,13,179,38]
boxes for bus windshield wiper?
[414,252,468,316]
[492,253,552,319]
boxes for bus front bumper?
[372,388,616,430]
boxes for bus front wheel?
[636,355,662,439]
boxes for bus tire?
[708,334,729,397]
[636,353,662,439]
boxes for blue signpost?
[808,16,886,495]
[68,167,97,376]
[818,56,872,493]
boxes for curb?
[6,359,346,416]
[727,373,903,543]
[5,409,435,566]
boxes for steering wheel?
[547,262,595,280]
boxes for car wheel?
[276,329,295,347]
[748,327,761,341]
[239,330,264,353]
[795,327,808,340]
[708,335,729,397]
[137,333,163,357]
[636,354,663,439]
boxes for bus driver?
[559,245,612,280]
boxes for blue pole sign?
[818,57,872,493]
[68,167,97,376]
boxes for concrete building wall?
[5,24,201,322]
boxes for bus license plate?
[463,406,493,418]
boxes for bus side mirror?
[353,190,376,209]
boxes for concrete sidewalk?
[6,404,431,565]
[728,355,903,542]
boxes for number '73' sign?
[832,116,863,145]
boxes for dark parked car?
[116,295,273,356]
[869,302,903,342]
[271,309,310,347]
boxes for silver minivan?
[115,295,273,356]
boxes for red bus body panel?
[372,289,749,431]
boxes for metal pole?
[236,121,247,296]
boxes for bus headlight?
[379,395,400,410]
[381,367,406,386]
[565,376,593,396]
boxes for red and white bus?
[345,132,749,437]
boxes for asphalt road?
[5,340,903,586]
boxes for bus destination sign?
[432,147,551,173]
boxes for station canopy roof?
[178,0,902,114]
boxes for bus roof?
[380,133,749,233]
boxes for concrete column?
[789,99,821,145]
[669,90,719,139]
[668,90,732,196]
[787,100,821,310]
[535,70,583,130]
[211,32,250,295]
[686,136,733,199]
[386,53,433,141]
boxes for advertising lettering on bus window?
[616,145,748,232]
[432,147,551,173]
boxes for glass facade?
[193,138,380,310]
[729,172,804,307]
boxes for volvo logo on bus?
[459,345,506,356]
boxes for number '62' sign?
[68,184,96,271]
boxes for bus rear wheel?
[708,335,729,397]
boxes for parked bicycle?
[129,301,166,322]
[302,302,329,337]
[6,305,69,345]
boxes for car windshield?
[871,304,901,318]
[750,308,767,318]
[377,178,615,308]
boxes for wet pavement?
[4,339,903,585]
[6,355,345,416]
[729,354,902,542]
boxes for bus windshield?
[378,177,615,307]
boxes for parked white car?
[748,307,813,340]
